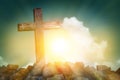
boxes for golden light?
[44,17,107,64]
[44,29,72,63]
[50,38,69,54]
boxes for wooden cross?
[18,8,61,63]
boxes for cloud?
[22,62,33,68]
[0,56,7,66]
[61,17,107,65]
[117,59,120,64]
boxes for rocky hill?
[0,62,120,80]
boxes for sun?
[51,38,70,54]
[44,29,72,62]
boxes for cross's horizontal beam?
[18,21,61,31]
[42,21,61,28]
[18,23,35,31]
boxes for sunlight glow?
[45,29,72,63]
[44,17,107,65]
[51,38,69,54]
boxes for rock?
[107,73,120,80]
[47,74,65,80]
[0,62,120,80]
[27,65,33,71]
[55,62,72,76]
[42,63,58,78]
[10,68,30,80]
[68,62,84,76]
[31,60,45,76]
[72,76,89,80]
[0,64,19,80]
[7,64,19,70]
[97,65,111,71]
[29,76,44,80]
[116,68,120,75]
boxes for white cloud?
[117,59,120,64]
[0,56,7,66]
[61,17,107,65]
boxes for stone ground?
[0,62,120,80]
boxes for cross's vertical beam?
[34,8,42,24]
[34,8,45,63]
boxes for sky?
[0,0,120,70]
